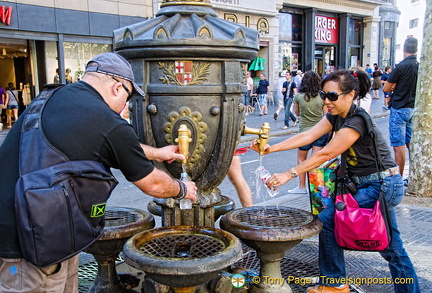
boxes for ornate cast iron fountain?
[113,0,259,227]
[110,1,323,293]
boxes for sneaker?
[273,113,278,120]
[306,284,349,293]
[292,119,300,127]
[404,178,409,187]
[281,125,289,130]
[382,105,389,110]
[288,187,307,194]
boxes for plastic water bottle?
[256,166,280,197]
[179,172,192,210]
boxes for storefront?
[210,0,279,86]
[279,6,366,77]
[209,0,381,87]
[0,1,147,106]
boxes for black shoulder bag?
[15,86,118,267]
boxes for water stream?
[254,155,279,200]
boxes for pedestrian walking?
[288,70,327,194]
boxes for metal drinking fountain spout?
[175,124,192,165]
[243,122,271,156]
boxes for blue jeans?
[299,134,328,151]
[283,97,296,127]
[318,174,420,292]
[245,91,251,106]
[389,107,413,146]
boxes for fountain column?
[113,0,259,227]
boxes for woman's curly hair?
[299,71,322,102]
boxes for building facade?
[208,0,385,89]
[1,0,389,100]
[0,0,149,98]
[394,0,425,63]
[378,0,400,67]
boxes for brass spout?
[175,124,192,164]
[243,122,270,156]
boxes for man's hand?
[141,144,185,163]
[383,81,396,93]
[183,181,198,202]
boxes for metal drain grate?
[233,250,364,293]
[232,206,313,228]
[77,253,125,292]
[104,209,140,227]
[139,234,225,258]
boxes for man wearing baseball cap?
[0,52,197,291]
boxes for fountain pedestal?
[220,206,322,293]
[85,207,155,292]
[123,226,242,293]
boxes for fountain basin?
[123,225,242,288]
[220,206,322,253]
[221,206,322,293]
[86,207,156,256]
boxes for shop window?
[280,43,302,72]
[348,47,360,69]
[279,13,302,42]
[45,41,111,84]
[409,18,418,29]
[348,18,362,46]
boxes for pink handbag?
[334,192,390,251]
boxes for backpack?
[15,86,118,267]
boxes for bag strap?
[19,85,65,176]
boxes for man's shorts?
[389,107,413,146]
[278,98,284,108]
[299,133,329,151]
[258,94,267,106]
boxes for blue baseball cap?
[86,52,144,96]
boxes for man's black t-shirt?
[326,106,396,177]
[0,81,154,258]
[257,79,269,94]
[387,55,419,109]
[282,80,296,99]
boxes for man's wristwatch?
[290,168,298,178]
[173,179,187,200]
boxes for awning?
[248,57,265,71]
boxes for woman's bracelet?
[173,179,187,200]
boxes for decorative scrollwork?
[163,106,208,168]
[242,63,248,84]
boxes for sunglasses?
[112,77,133,102]
[319,89,352,102]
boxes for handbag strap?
[336,107,383,193]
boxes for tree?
[407,0,432,197]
